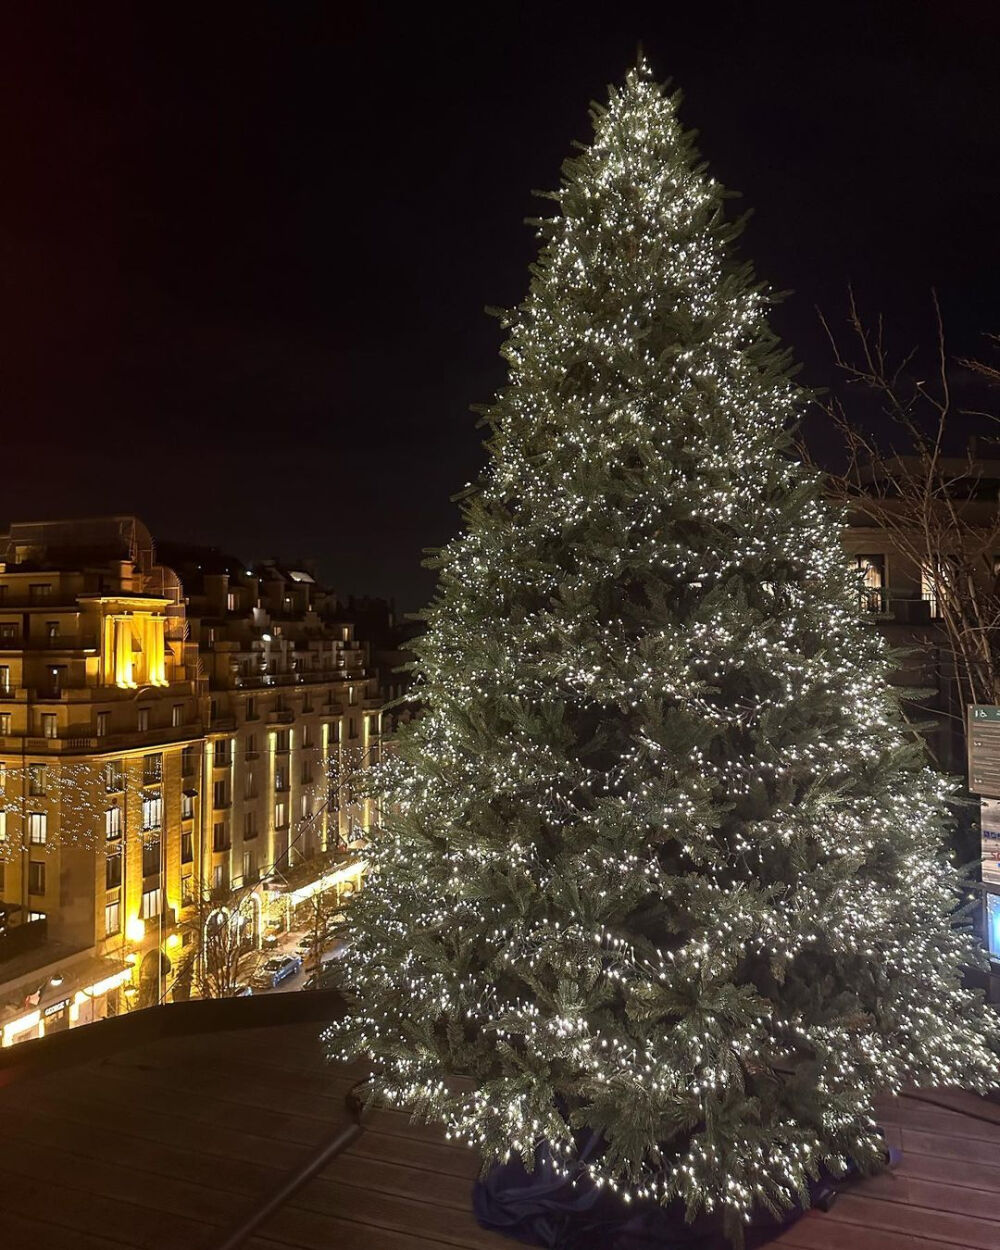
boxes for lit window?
[105,900,120,936]
[181,792,194,820]
[275,800,287,829]
[140,887,162,919]
[0,713,10,735]
[854,554,886,614]
[41,714,57,740]
[141,795,162,832]
[0,666,9,693]
[28,764,46,796]
[28,812,47,845]
[105,806,122,840]
[172,704,183,728]
[137,708,150,733]
[96,711,109,738]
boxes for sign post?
[968,707,1000,962]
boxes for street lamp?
[125,916,146,944]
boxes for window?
[215,740,230,766]
[213,779,229,809]
[0,713,9,735]
[137,707,150,733]
[0,666,8,693]
[244,810,257,840]
[46,620,59,639]
[300,763,312,785]
[348,685,356,705]
[274,730,289,752]
[0,860,4,891]
[41,714,57,740]
[854,554,886,614]
[0,808,6,842]
[141,794,162,832]
[172,704,183,728]
[181,791,194,820]
[142,753,162,784]
[182,746,195,777]
[212,864,226,891]
[245,733,257,757]
[141,887,162,919]
[181,873,194,905]
[213,821,230,852]
[106,848,122,890]
[142,838,161,877]
[105,806,122,840]
[242,850,257,883]
[274,767,287,793]
[28,764,46,796]
[302,724,313,748]
[105,900,120,936]
[181,831,193,863]
[29,584,52,603]
[96,711,109,738]
[244,768,257,800]
[274,800,287,829]
[28,812,47,845]
[0,622,15,642]
[300,793,311,819]
[921,563,941,619]
[28,861,46,895]
[104,762,125,792]
[210,699,218,722]
[227,591,237,611]
[349,717,358,740]
[246,698,256,721]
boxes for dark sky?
[2,3,998,608]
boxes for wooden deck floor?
[0,1017,996,1250]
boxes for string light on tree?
[326,60,997,1241]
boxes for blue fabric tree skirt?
[473,1135,900,1250]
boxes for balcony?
[268,709,295,725]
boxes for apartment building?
[0,518,379,1044]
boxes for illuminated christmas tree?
[329,62,996,1239]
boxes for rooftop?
[0,996,995,1250]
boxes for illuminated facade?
[0,519,380,1043]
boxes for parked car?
[251,954,302,990]
[231,984,253,998]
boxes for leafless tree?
[808,290,1000,720]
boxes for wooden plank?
[0,1136,246,1231]
[248,1202,510,1250]
[901,1126,1000,1165]
[0,1211,133,1250]
[773,1212,970,1250]
[876,1099,1000,1145]
[37,1062,338,1147]
[344,1127,482,1179]
[908,1089,1000,1125]
[895,1148,1000,1194]
[851,1168,1000,1223]
[0,1165,212,1250]
[0,1101,282,1199]
[0,1077,322,1166]
[281,1174,508,1250]
[815,1192,1000,1250]
[318,1150,478,1210]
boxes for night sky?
[2,3,998,608]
